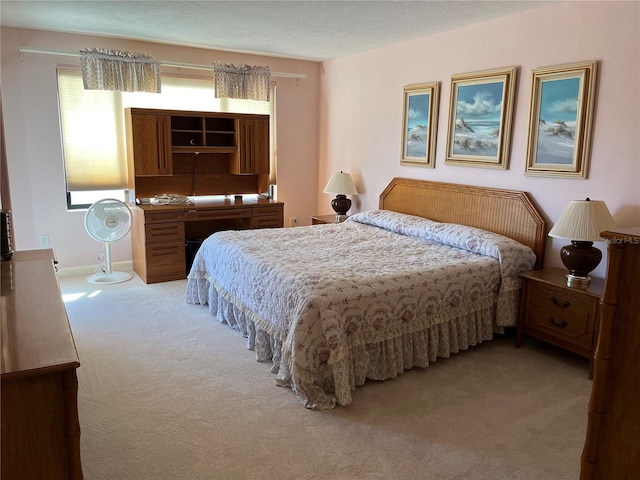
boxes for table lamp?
[322,171,358,221]
[548,198,616,287]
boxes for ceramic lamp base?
[331,194,351,216]
[560,240,602,286]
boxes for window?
[57,68,275,209]
[57,69,127,208]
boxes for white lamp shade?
[323,172,359,196]
[548,200,617,241]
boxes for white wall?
[318,1,640,279]
[1,28,320,268]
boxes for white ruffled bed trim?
[186,273,509,410]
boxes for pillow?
[347,210,437,240]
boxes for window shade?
[57,68,128,191]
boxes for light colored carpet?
[59,271,591,480]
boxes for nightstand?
[311,214,347,225]
[516,268,604,378]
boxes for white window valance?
[212,62,270,101]
[80,48,161,93]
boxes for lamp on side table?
[322,171,359,222]
[548,198,616,287]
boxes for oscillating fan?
[84,198,133,284]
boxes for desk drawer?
[145,212,184,224]
[145,243,185,277]
[251,216,282,228]
[145,222,184,244]
[252,206,283,217]
[185,208,252,222]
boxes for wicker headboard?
[379,178,546,268]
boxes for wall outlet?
[289,217,298,227]
[39,234,50,248]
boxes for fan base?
[87,271,132,285]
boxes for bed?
[185,178,546,409]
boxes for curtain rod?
[19,47,308,79]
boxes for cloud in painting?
[547,98,578,114]
[457,91,502,117]
[457,92,501,117]
[408,108,422,120]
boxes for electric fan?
[84,198,133,284]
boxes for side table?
[311,214,347,225]
[516,268,604,378]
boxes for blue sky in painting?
[456,81,503,122]
[407,93,430,129]
[539,77,580,123]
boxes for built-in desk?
[1,249,83,479]
[131,196,283,283]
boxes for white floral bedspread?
[185,210,536,409]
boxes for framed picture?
[401,81,440,168]
[445,66,517,169]
[525,61,597,178]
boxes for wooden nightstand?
[516,268,604,378]
[311,214,347,225]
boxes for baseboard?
[56,260,134,277]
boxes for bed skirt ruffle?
[186,273,506,410]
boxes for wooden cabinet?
[143,211,186,283]
[1,250,83,479]
[233,117,269,174]
[581,231,640,479]
[126,113,172,176]
[125,108,270,198]
[516,268,604,377]
[131,208,186,284]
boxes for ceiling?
[1,1,553,61]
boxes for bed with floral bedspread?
[185,210,536,409]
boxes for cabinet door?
[131,114,172,176]
[235,117,269,174]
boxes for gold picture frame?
[401,81,440,168]
[445,66,517,169]
[525,61,597,178]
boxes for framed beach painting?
[401,81,440,168]
[525,61,597,178]
[445,67,517,169]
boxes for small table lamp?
[548,198,616,287]
[323,171,359,221]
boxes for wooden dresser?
[1,250,83,479]
[580,231,640,479]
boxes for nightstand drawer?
[527,282,597,350]
[528,306,591,347]
[531,285,589,313]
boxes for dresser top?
[1,251,79,379]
